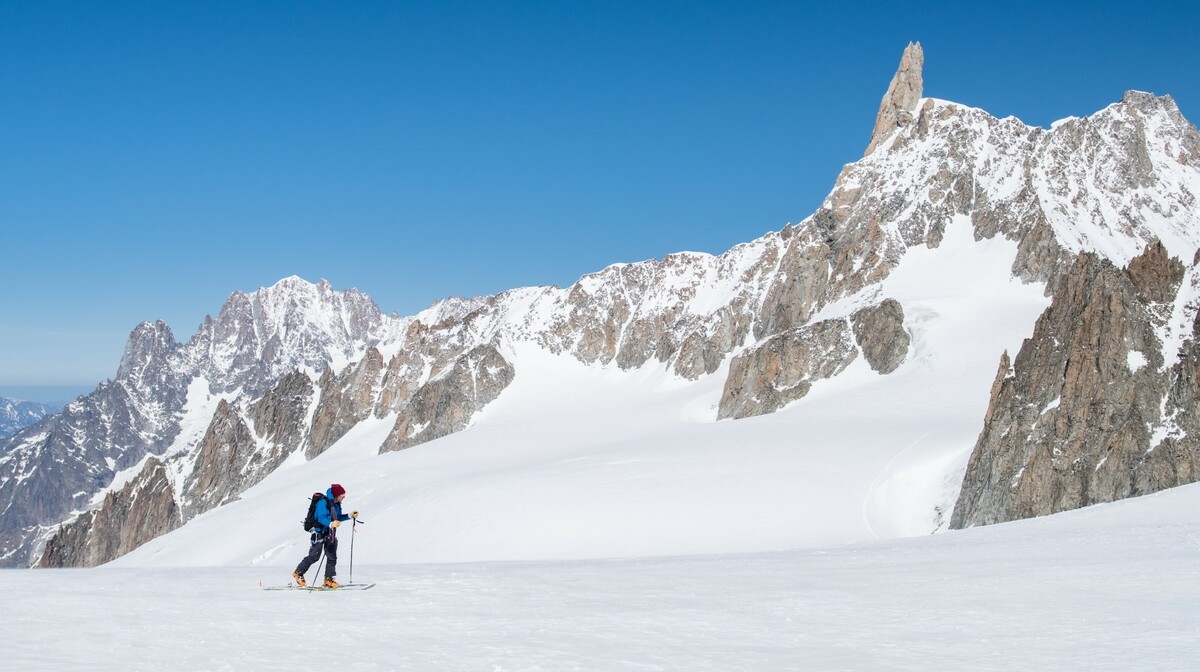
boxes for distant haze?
[0,386,93,405]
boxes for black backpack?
[302,492,329,531]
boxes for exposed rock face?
[1139,307,1200,492]
[533,249,774,381]
[182,400,259,516]
[838,87,1200,294]
[379,314,481,409]
[1128,240,1186,303]
[719,299,911,419]
[851,299,910,374]
[719,318,858,420]
[381,344,516,452]
[307,348,385,459]
[753,234,833,340]
[865,42,924,156]
[951,244,1200,528]
[3,278,410,567]
[249,370,316,459]
[36,458,180,568]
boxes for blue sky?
[2,1,1197,397]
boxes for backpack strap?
[319,495,335,531]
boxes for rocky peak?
[111,320,192,450]
[116,321,179,385]
[865,41,924,156]
[416,295,497,329]
[193,276,404,394]
[1128,239,1186,303]
[825,65,1200,301]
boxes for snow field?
[11,482,1200,671]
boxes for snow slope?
[10,482,1200,671]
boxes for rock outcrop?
[851,299,910,374]
[182,400,259,516]
[865,41,924,156]
[1139,297,1200,492]
[36,457,180,568]
[249,370,316,460]
[381,344,516,452]
[718,300,911,419]
[952,243,1200,527]
[307,348,385,459]
[718,318,858,420]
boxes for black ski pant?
[295,529,339,579]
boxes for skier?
[292,483,358,588]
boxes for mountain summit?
[865,41,924,156]
[5,45,1199,568]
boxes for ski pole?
[311,529,331,587]
[349,517,362,584]
[313,545,326,587]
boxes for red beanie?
[330,483,346,498]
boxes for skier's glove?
[331,520,341,529]
[351,511,359,520]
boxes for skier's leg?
[324,535,339,579]
[295,534,323,574]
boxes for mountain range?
[0,398,61,439]
[3,42,1198,569]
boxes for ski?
[259,581,376,591]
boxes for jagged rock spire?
[865,42,924,156]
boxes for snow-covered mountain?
[0,279,408,565]
[6,42,1199,569]
[0,398,61,439]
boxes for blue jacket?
[314,488,351,531]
